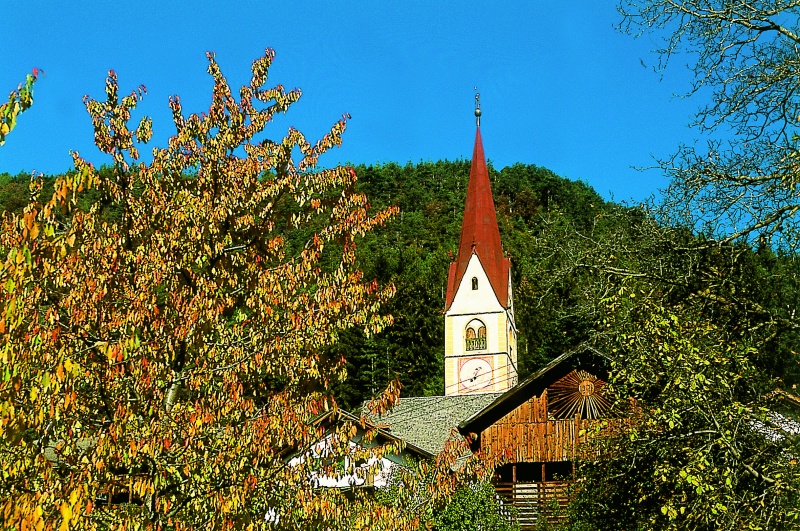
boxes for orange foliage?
[0,50,496,530]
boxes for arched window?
[465,319,487,351]
[471,277,478,290]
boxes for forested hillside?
[7,160,796,412]
[343,161,800,410]
[332,160,609,407]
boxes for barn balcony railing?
[494,481,573,529]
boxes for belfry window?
[471,277,478,290]
[465,319,487,351]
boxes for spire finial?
[474,88,482,127]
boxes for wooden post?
[512,464,517,508]
[541,463,547,509]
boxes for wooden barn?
[458,346,616,527]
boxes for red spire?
[445,128,510,310]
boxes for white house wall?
[287,437,400,489]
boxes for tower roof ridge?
[445,127,510,310]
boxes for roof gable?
[301,409,435,460]
[458,345,610,436]
[447,253,504,313]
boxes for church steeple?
[443,101,517,396]
[445,123,510,311]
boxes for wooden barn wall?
[479,388,622,463]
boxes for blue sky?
[1,1,705,203]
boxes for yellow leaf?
[59,502,72,531]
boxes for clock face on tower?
[459,357,493,393]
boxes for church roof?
[445,127,511,310]
[362,393,502,455]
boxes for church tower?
[444,98,518,396]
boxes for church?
[443,99,518,397]
[364,99,515,453]
[365,99,615,526]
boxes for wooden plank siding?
[482,418,579,462]
[480,389,581,462]
[479,388,625,462]
[464,362,627,528]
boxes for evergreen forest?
[4,160,798,412]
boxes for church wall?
[445,256,505,358]
[447,254,503,315]
[444,317,454,357]
[495,312,507,353]
[444,312,516,394]
[490,354,509,392]
[444,255,518,395]
[446,311,505,357]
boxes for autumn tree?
[568,296,800,531]
[612,0,800,390]
[0,49,478,530]
[1,69,38,146]
[525,7,800,528]
[524,197,800,529]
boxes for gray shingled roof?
[363,394,502,455]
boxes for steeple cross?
[474,88,482,127]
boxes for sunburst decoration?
[548,370,611,419]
